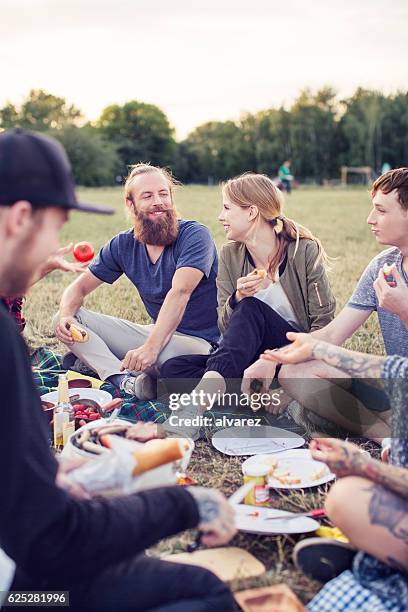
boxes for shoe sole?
[293,537,356,583]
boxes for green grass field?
[27,186,385,604]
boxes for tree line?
[1,87,407,186]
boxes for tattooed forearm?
[367,485,408,546]
[357,456,408,499]
[312,342,385,379]
[187,487,221,523]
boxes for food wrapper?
[67,437,136,494]
[66,435,187,495]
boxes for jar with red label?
[242,464,270,506]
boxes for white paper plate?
[211,426,304,456]
[41,387,112,407]
[242,449,335,489]
[234,504,320,534]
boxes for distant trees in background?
[1,87,407,186]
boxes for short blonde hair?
[124,163,179,202]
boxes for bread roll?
[69,323,89,343]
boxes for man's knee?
[278,363,304,382]
[160,357,184,379]
[325,476,368,526]
[233,296,267,319]
[279,359,336,384]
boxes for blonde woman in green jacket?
[160,173,335,435]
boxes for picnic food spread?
[68,420,191,494]
[241,449,334,489]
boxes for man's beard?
[0,231,41,297]
[1,267,32,297]
[133,207,179,246]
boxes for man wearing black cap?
[0,129,235,611]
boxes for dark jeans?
[160,298,298,388]
[8,554,234,612]
[281,178,291,194]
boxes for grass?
[26,185,385,605]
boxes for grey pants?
[52,307,212,382]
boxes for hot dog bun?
[69,323,89,343]
[252,268,267,279]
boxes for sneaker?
[120,373,156,400]
[162,405,203,441]
[287,400,344,437]
[63,353,99,379]
[293,537,356,583]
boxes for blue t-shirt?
[348,247,408,356]
[89,220,219,343]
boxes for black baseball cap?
[0,128,114,215]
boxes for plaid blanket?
[1,296,26,332]
[308,553,408,612]
[31,347,168,423]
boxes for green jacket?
[217,239,336,335]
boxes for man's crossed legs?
[52,308,212,399]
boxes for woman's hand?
[235,271,266,302]
[261,332,317,365]
[309,437,370,479]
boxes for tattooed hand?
[263,332,384,379]
[310,438,370,479]
[187,487,236,547]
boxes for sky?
[1,0,407,139]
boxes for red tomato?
[73,403,86,413]
[73,241,94,263]
[75,412,87,419]
[89,413,100,421]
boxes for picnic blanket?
[31,347,168,423]
[307,552,408,612]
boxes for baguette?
[99,435,188,475]
[132,438,188,475]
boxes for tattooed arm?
[262,332,385,378]
[310,438,408,499]
[312,341,384,378]
[187,487,236,546]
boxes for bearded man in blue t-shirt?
[53,164,219,399]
